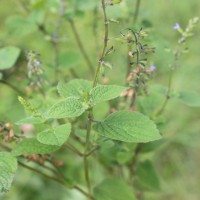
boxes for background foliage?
[0,0,200,200]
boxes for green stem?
[133,0,141,24]
[83,110,93,199]
[155,44,180,117]
[15,0,29,14]
[18,161,94,199]
[68,19,95,75]
[93,0,109,87]
[155,68,174,116]
[18,161,65,185]
[82,1,109,197]
[0,80,25,96]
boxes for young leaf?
[178,90,200,107]
[93,111,161,143]
[46,97,87,119]
[37,123,71,146]
[57,79,92,98]
[12,138,60,156]
[94,178,137,200]
[0,46,21,70]
[135,160,160,191]
[90,85,127,105]
[0,152,18,192]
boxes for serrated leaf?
[12,138,60,156]
[94,178,136,200]
[37,123,71,146]
[135,160,160,191]
[0,152,18,192]
[57,79,92,98]
[46,97,87,119]
[90,85,126,105]
[6,15,37,36]
[94,111,161,143]
[15,116,44,125]
[0,46,21,70]
[178,90,200,107]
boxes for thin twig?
[128,143,143,184]
[133,0,141,24]
[64,143,83,157]
[18,161,94,199]
[68,19,95,75]
[0,80,25,95]
[18,161,66,185]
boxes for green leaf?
[116,151,133,164]
[57,79,92,98]
[29,10,45,25]
[0,152,18,192]
[94,178,137,200]
[178,90,200,107]
[0,46,21,70]
[58,52,81,69]
[12,138,59,156]
[46,97,87,119]
[37,123,71,146]
[6,15,38,36]
[137,93,164,116]
[94,111,161,143]
[15,116,44,125]
[135,160,160,191]
[90,85,126,105]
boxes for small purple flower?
[173,23,180,30]
[35,60,41,67]
[150,65,156,71]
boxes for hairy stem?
[93,0,109,87]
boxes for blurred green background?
[0,0,200,200]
